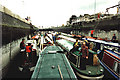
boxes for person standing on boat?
[52,34,56,44]
[26,43,33,63]
[111,34,117,43]
[20,39,25,49]
[70,39,81,53]
[84,37,89,47]
[79,42,89,70]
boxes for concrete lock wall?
[0,4,31,45]
[0,4,34,78]
[78,30,119,41]
[1,36,27,78]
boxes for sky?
[0,0,119,28]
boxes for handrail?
[58,65,63,80]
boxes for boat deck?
[31,46,77,80]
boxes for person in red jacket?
[26,43,33,63]
[91,30,95,37]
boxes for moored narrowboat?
[98,44,120,80]
[56,39,104,80]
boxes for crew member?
[20,39,25,49]
[91,30,95,37]
[26,43,33,63]
[79,42,89,70]
[70,39,81,53]
[84,37,89,47]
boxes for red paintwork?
[32,36,36,39]
[105,50,120,61]
[103,52,115,69]
[76,35,81,37]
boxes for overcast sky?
[0,0,119,28]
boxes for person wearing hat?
[70,39,81,53]
[84,37,89,47]
[91,30,95,37]
[79,42,89,70]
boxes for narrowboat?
[98,43,120,80]
[59,33,120,79]
[81,36,119,79]
[31,46,77,80]
[19,39,39,72]
[56,39,104,80]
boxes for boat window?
[113,61,119,74]
[117,63,120,75]
[113,61,118,72]
[69,54,77,65]
[114,47,120,54]
[100,44,104,50]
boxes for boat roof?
[58,35,76,42]
[56,39,97,56]
[60,33,119,48]
[82,38,120,48]
[45,36,53,44]
[31,46,77,79]
[47,34,53,40]
[105,49,120,61]
[26,40,37,50]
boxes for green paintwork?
[56,39,104,76]
[70,62,104,76]
[31,46,77,80]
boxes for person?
[26,43,33,63]
[91,30,95,37]
[52,34,56,44]
[27,35,30,40]
[79,42,89,70]
[20,39,25,65]
[70,39,81,53]
[84,37,89,47]
[95,38,101,52]
[111,34,116,43]
[20,39,25,49]
[89,42,94,50]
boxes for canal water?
[2,52,33,80]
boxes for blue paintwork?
[99,60,119,80]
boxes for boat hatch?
[48,51,57,54]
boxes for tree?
[69,15,77,24]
